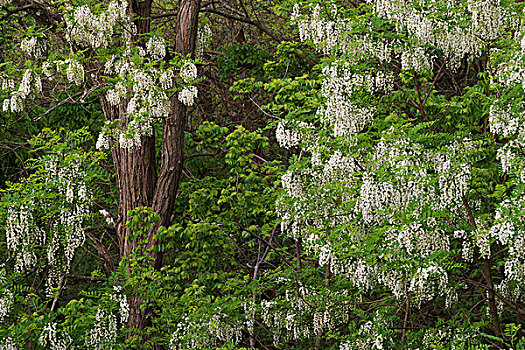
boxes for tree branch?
[202,7,316,66]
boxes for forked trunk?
[109,0,201,343]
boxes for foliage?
[2,0,525,348]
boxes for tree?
[266,0,525,348]
[0,0,201,341]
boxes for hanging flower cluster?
[65,0,129,49]
[1,68,42,113]
[99,51,199,149]
[39,323,74,350]
[85,308,117,350]
[169,309,243,349]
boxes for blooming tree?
[0,0,202,343]
[264,0,525,347]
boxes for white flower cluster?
[103,50,178,148]
[43,157,90,295]
[421,325,481,349]
[479,201,525,300]
[358,139,430,225]
[387,223,450,259]
[379,0,496,70]
[408,263,449,307]
[96,121,112,150]
[170,315,212,349]
[0,74,15,91]
[260,282,350,346]
[65,59,85,86]
[20,36,43,57]
[318,62,377,137]
[496,139,522,173]
[407,12,481,70]
[178,61,199,107]
[0,288,13,322]
[468,0,503,41]
[294,4,351,54]
[6,200,46,272]
[275,121,314,149]
[2,69,42,113]
[86,308,117,350]
[111,286,130,324]
[118,131,141,149]
[294,0,496,70]
[489,103,519,138]
[0,338,17,350]
[339,317,389,350]
[146,36,166,60]
[491,32,525,88]
[435,153,471,211]
[401,46,432,72]
[178,86,198,107]
[170,289,348,349]
[66,0,128,48]
[170,310,243,349]
[39,323,74,350]
[378,268,407,299]
[278,128,475,312]
[339,257,378,292]
[179,61,198,83]
[195,25,212,58]
[243,301,256,335]
[5,155,90,296]
[106,82,126,107]
[160,70,175,90]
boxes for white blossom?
[146,36,166,59]
[178,86,198,106]
[179,61,197,83]
[96,132,110,150]
[66,60,84,85]
[39,323,74,350]
[118,132,141,149]
[195,25,212,58]
[20,37,41,56]
[0,338,17,350]
[86,308,117,350]
[66,0,129,49]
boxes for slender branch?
[462,196,504,339]
[65,274,109,281]
[85,230,116,273]
[249,96,280,119]
[0,4,33,22]
[202,7,316,66]
[455,276,525,316]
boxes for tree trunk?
[111,0,201,342]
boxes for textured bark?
[149,0,201,267]
[117,0,201,342]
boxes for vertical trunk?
[149,0,201,266]
[115,0,156,258]
[13,0,200,346]
[116,134,157,258]
[109,0,201,342]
